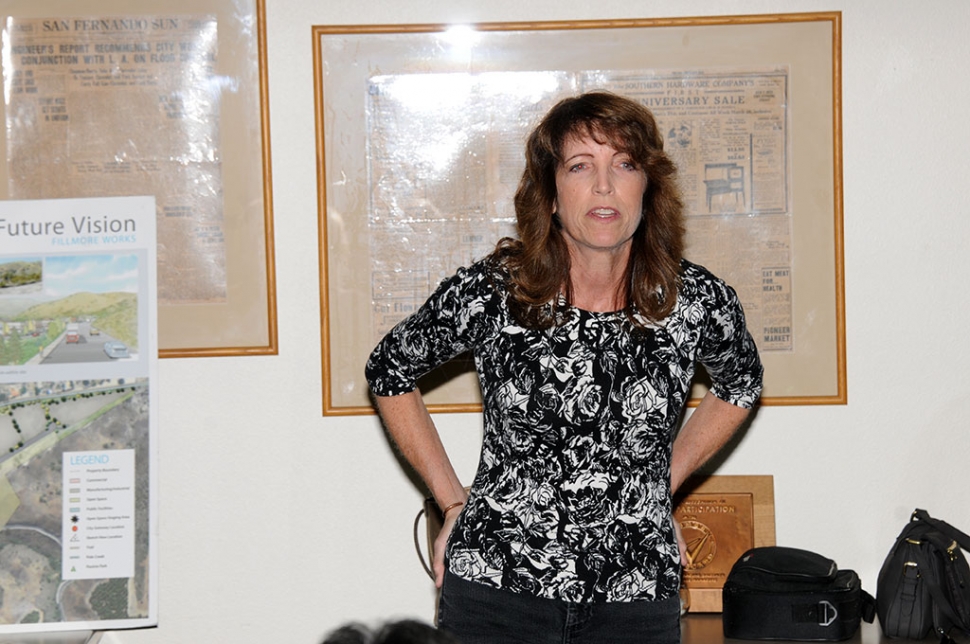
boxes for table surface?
[683,613,927,643]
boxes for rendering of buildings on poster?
[0,196,158,633]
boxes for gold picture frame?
[1,0,277,357]
[314,12,843,415]
[674,474,776,613]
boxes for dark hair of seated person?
[321,619,459,644]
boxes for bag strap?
[861,589,877,624]
[906,510,970,644]
[910,530,970,638]
[913,509,970,553]
[791,590,876,626]
[922,559,970,638]
[412,505,435,581]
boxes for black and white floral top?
[366,257,763,604]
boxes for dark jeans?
[437,571,681,644]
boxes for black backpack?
[876,509,970,643]
[722,546,875,641]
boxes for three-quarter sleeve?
[365,262,502,397]
[693,267,764,409]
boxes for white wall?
[102,1,970,642]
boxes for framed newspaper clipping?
[314,12,844,415]
[0,0,278,358]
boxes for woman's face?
[553,133,647,263]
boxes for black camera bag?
[722,546,875,641]
[876,509,970,643]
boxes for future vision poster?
[0,196,157,633]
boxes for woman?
[366,91,763,643]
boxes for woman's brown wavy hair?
[493,91,685,329]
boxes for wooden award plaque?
[673,475,775,612]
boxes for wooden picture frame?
[314,12,843,415]
[673,474,776,613]
[0,0,277,357]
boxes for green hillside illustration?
[0,261,42,289]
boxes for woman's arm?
[669,392,751,567]
[374,390,467,588]
[670,391,752,496]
